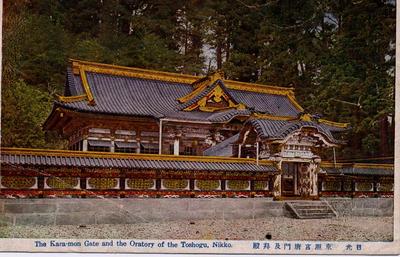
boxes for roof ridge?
[1,147,275,165]
[251,113,349,129]
[69,59,296,95]
[320,162,394,169]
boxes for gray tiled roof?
[88,140,112,147]
[207,109,252,122]
[204,133,240,157]
[115,141,137,148]
[323,166,393,176]
[57,70,300,122]
[1,152,277,173]
[248,119,346,143]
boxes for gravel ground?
[0,217,393,241]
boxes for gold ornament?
[46,177,78,189]
[1,176,36,189]
[127,179,154,190]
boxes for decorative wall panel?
[355,182,373,192]
[87,178,119,189]
[126,179,155,190]
[1,176,37,189]
[162,179,189,190]
[253,180,269,191]
[45,177,79,189]
[195,180,220,190]
[322,180,342,191]
[226,180,250,190]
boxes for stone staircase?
[285,200,338,219]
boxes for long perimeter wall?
[0,198,393,226]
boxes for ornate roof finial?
[210,69,225,81]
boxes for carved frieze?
[1,176,37,189]
[195,180,220,190]
[126,179,155,190]
[226,180,250,191]
[45,177,79,189]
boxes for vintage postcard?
[0,0,398,255]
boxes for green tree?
[1,80,65,148]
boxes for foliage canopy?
[2,0,395,158]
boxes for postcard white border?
[0,1,399,255]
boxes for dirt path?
[0,216,393,241]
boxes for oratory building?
[0,60,394,199]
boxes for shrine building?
[0,60,394,199]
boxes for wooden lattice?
[323,180,342,191]
[227,180,249,190]
[127,179,154,190]
[356,182,373,192]
[1,176,36,189]
[88,178,118,189]
[46,177,79,189]
[162,179,188,190]
[253,180,268,190]
[196,180,220,190]
[377,183,393,192]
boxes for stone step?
[296,207,333,212]
[291,205,332,209]
[290,202,329,206]
[297,210,334,215]
[285,201,338,219]
[299,214,336,219]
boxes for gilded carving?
[88,178,118,189]
[127,179,155,190]
[162,179,188,190]
[254,180,269,190]
[356,182,374,192]
[46,177,79,189]
[377,182,393,192]
[298,163,312,196]
[227,180,249,190]
[196,180,220,190]
[273,174,281,196]
[1,176,36,189]
[322,180,341,191]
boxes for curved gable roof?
[53,60,302,123]
[247,118,348,145]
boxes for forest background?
[2,0,396,159]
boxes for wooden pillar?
[238,144,242,158]
[340,176,345,192]
[318,176,323,193]
[82,139,88,151]
[80,177,87,198]
[373,176,378,192]
[37,172,44,190]
[37,169,44,198]
[268,177,273,192]
[159,119,163,155]
[110,140,115,153]
[256,142,259,165]
[174,138,180,156]
[156,179,161,190]
[119,169,125,198]
[351,179,356,197]
[136,142,141,153]
[221,179,226,191]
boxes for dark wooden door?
[281,162,299,196]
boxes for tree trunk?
[216,41,223,69]
[379,115,389,156]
